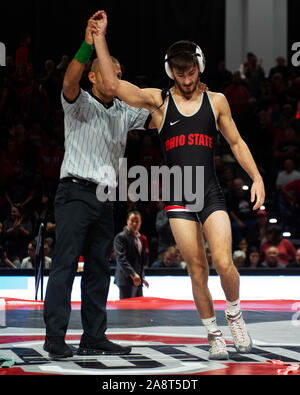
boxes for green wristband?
[75,41,94,64]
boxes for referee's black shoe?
[77,336,132,356]
[43,336,73,359]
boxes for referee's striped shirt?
[60,88,151,187]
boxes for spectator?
[244,53,265,98]
[274,127,300,168]
[0,222,15,269]
[44,237,54,260]
[269,56,295,86]
[245,247,261,268]
[151,247,181,269]
[212,61,232,92]
[56,55,70,79]
[21,240,52,270]
[224,71,251,120]
[3,204,32,261]
[155,199,175,260]
[287,248,300,268]
[4,161,35,213]
[114,211,149,299]
[260,226,296,266]
[261,246,286,268]
[276,158,300,190]
[36,135,64,186]
[237,238,248,254]
[227,178,257,244]
[232,250,246,269]
[282,178,300,235]
[138,134,161,170]
[247,209,269,248]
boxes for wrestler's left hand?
[90,10,108,36]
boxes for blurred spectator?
[40,59,61,115]
[21,240,52,270]
[138,134,161,170]
[281,178,300,235]
[237,237,248,254]
[244,53,265,98]
[155,199,175,260]
[269,56,295,86]
[151,247,181,268]
[233,250,246,268]
[260,226,296,266]
[287,248,300,268]
[4,161,35,214]
[276,158,300,190]
[3,204,32,261]
[274,127,300,168]
[20,78,50,122]
[15,34,32,69]
[44,237,54,260]
[247,209,269,248]
[36,135,64,181]
[224,71,251,120]
[56,55,70,79]
[212,61,232,92]
[227,178,257,243]
[245,246,261,268]
[261,246,286,268]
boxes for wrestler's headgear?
[164,41,205,80]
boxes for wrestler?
[91,11,265,360]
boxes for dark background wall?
[1,0,225,84]
[0,1,299,82]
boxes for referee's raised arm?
[62,18,98,102]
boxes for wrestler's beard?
[175,79,199,97]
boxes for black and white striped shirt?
[60,88,150,186]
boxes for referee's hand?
[130,273,142,287]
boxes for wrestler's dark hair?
[166,40,199,72]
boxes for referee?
[43,17,152,359]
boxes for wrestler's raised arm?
[91,10,161,113]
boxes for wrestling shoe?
[207,330,229,360]
[226,311,252,353]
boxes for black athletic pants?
[43,180,114,343]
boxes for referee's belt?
[61,177,111,193]
[61,177,98,189]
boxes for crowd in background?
[0,37,300,271]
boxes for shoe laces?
[209,331,227,353]
[227,312,248,345]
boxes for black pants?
[118,285,143,300]
[43,181,114,343]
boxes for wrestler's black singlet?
[158,90,227,224]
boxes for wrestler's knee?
[212,256,235,277]
[187,258,209,285]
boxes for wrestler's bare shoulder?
[207,91,226,102]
